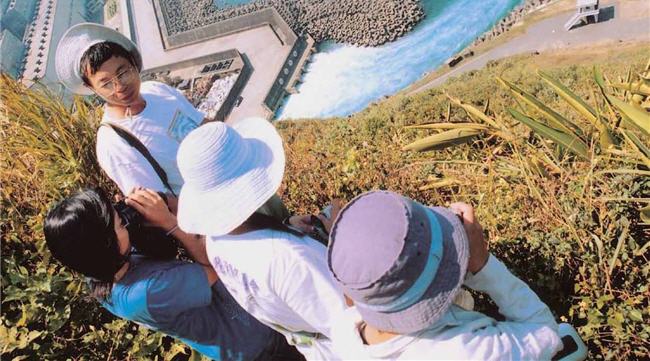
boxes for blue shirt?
[101,256,274,360]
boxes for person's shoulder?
[107,269,155,320]
[139,81,174,97]
[395,324,481,360]
[276,232,326,258]
[132,259,203,294]
[141,81,182,98]
[268,232,329,274]
[329,307,371,360]
[96,123,130,152]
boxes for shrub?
[0,76,195,360]
[278,50,649,359]
[1,47,648,360]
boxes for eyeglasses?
[96,66,138,95]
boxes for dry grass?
[278,50,649,359]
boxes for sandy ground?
[408,0,650,95]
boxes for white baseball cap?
[55,22,142,95]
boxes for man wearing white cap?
[55,23,288,220]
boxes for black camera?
[113,200,143,229]
[112,192,177,260]
[113,191,167,229]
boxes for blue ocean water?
[277,0,523,120]
[212,0,254,8]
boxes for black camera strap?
[100,122,177,197]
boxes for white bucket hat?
[55,22,142,95]
[177,117,286,236]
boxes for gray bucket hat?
[328,190,469,334]
[55,23,142,95]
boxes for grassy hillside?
[278,45,649,359]
[2,45,648,360]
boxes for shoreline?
[406,0,563,92]
[469,0,557,48]
[406,0,650,95]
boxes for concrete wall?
[40,0,89,91]
[142,48,242,75]
[152,4,297,50]
[0,29,25,78]
[263,35,309,114]
[215,64,250,121]
[2,7,28,39]
[2,0,39,38]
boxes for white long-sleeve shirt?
[206,229,349,360]
[330,255,563,360]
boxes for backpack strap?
[101,122,177,197]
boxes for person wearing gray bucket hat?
[176,120,352,360]
[54,23,290,221]
[328,191,562,360]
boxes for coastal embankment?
[277,0,524,119]
[158,0,424,47]
[471,0,556,47]
[409,0,650,94]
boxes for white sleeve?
[96,127,168,195]
[274,239,347,339]
[459,255,563,360]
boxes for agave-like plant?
[402,59,650,220]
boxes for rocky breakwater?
[286,0,424,47]
[471,0,555,47]
[158,0,424,47]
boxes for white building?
[0,0,104,93]
[0,29,25,78]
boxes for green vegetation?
[0,78,193,360]
[2,46,648,359]
[279,49,649,359]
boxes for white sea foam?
[277,0,522,120]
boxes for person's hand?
[165,194,178,215]
[288,215,315,233]
[449,202,489,274]
[125,187,176,230]
[317,199,345,234]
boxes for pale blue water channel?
[275,0,523,119]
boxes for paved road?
[409,0,650,95]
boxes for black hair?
[241,212,303,238]
[44,188,126,285]
[79,41,136,86]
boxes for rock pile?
[158,0,424,47]
[197,74,238,119]
[470,0,555,47]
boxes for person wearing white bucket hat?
[54,23,304,360]
[55,22,290,222]
[176,118,351,360]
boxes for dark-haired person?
[175,118,351,360]
[44,187,304,361]
[54,23,289,220]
